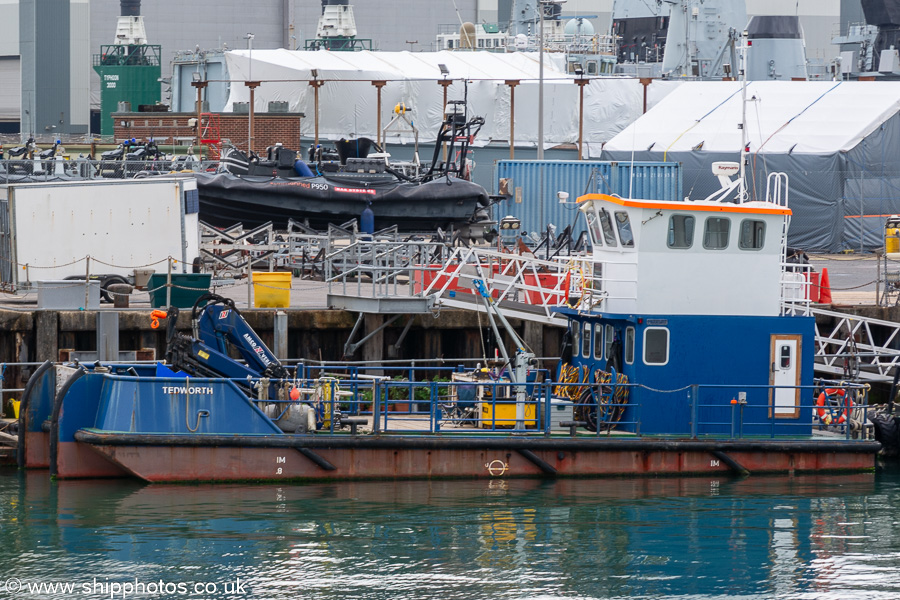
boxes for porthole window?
[703,217,731,250]
[739,219,766,250]
[643,328,669,365]
[593,325,603,359]
[581,322,591,358]
[625,327,635,364]
[615,211,635,248]
[667,215,695,249]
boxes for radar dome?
[514,33,528,50]
[565,18,595,36]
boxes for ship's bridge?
[578,193,791,317]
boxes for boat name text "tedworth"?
[243,333,272,366]
[162,386,215,395]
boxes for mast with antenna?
[739,28,749,204]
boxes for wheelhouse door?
[770,335,801,419]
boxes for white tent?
[601,81,900,251]
[221,49,682,152]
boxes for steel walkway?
[809,306,900,383]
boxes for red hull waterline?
[56,441,130,479]
[24,432,50,469]
[76,443,877,483]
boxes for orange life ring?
[816,388,852,425]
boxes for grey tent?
[599,80,900,252]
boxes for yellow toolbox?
[479,399,536,429]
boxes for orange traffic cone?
[818,268,833,304]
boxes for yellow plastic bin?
[886,215,900,253]
[253,272,292,308]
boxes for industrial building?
[0,1,867,137]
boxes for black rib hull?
[195,172,489,230]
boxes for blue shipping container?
[494,160,682,237]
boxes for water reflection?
[1,470,899,599]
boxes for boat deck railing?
[246,371,875,441]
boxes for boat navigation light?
[500,215,521,230]
[557,191,569,203]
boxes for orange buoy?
[816,388,851,425]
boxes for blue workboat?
[16,154,882,481]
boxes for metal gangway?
[325,238,594,325]
[809,305,900,383]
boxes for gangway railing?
[419,246,598,324]
[322,237,597,324]
[808,305,900,382]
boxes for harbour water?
[2,469,900,599]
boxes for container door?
[770,335,801,418]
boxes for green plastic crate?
[147,273,212,308]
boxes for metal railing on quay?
[0,158,213,183]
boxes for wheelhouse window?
[703,217,731,250]
[586,211,604,247]
[572,323,580,358]
[643,328,669,365]
[625,327,635,364]
[593,326,603,359]
[667,215,695,249]
[598,209,618,247]
[615,211,635,248]
[581,323,591,358]
[739,219,766,250]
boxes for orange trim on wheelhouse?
[577,193,792,216]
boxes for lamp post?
[190,73,208,151]
[372,80,387,147]
[574,65,587,160]
[505,80,520,159]
[438,64,451,163]
[245,33,255,153]
[538,5,545,160]
[536,1,564,160]
[309,69,323,148]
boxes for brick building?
[111,110,304,157]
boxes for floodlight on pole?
[536,1,563,160]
